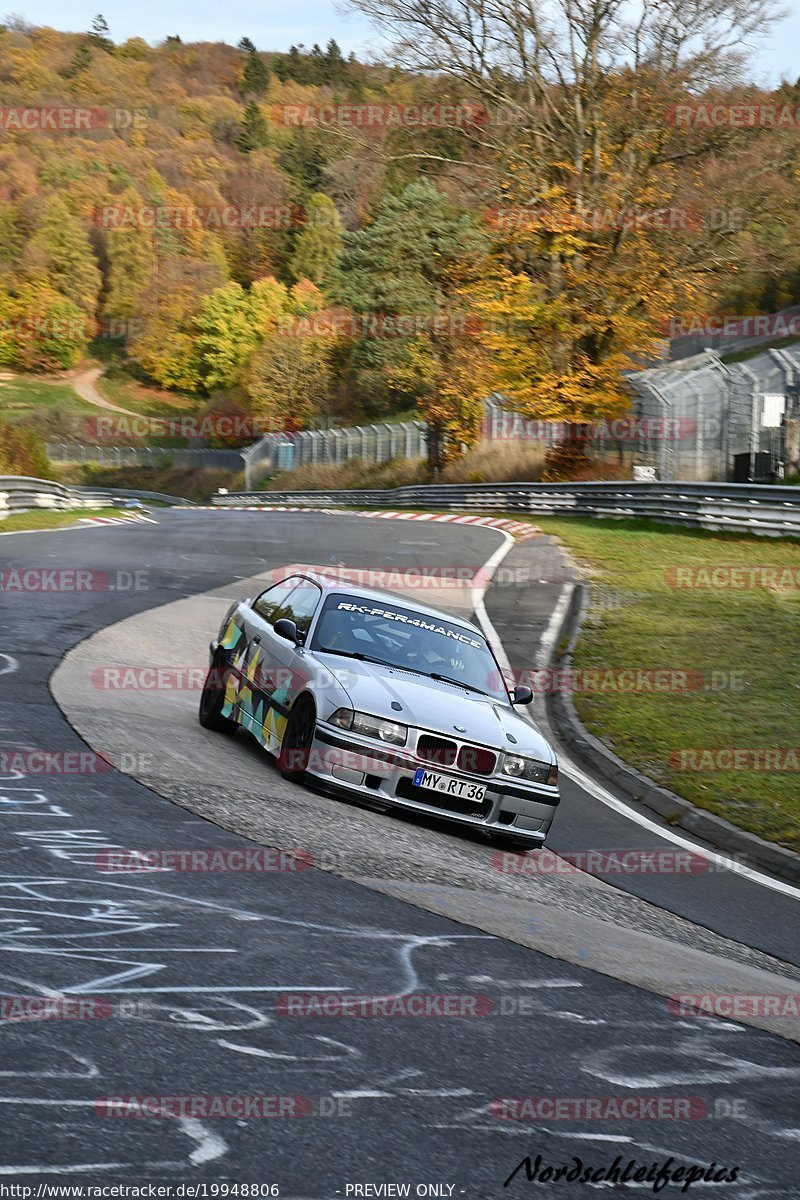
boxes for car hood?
[318,655,554,762]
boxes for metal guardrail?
[0,476,114,519]
[46,443,247,470]
[211,480,800,538]
[76,486,196,506]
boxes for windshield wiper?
[428,673,490,696]
[315,647,398,669]
[316,649,490,695]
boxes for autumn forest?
[0,2,799,471]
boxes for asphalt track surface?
[1,508,798,1196]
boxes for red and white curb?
[78,511,159,526]
[182,506,541,541]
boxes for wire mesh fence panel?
[45,348,800,484]
[624,346,800,480]
[47,444,246,469]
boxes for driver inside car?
[403,629,464,676]
[317,607,372,653]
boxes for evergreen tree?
[325,39,346,83]
[235,102,270,152]
[278,130,324,195]
[289,193,343,287]
[63,42,92,77]
[239,51,270,98]
[336,180,487,469]
[271,53,290,82]
[238,36,256,52]
[308,43,325,83]
[284,45,306,82]
[90,14,113,51]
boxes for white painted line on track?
[469,530,800,903]
[535,581,575,669]
[555,749,800,901]
[469,530,515,647]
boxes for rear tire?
[199,655,237,734]
[278,695,316,781]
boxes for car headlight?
[502,753,558,786]
[329,708,407,746]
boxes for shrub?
[542,442,631,482]
[0,419,51,477]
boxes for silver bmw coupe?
[200,571,559,849]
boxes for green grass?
[0,507,129,532]
[0,377,96,419]
[97,372,200,420]
[527,516,800,851]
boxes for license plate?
[412,768,486,803]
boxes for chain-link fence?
[47,421,429,488]
[483,347,800,481]
[48,346,800,485]
[46,444,247,470]
[241,421,428,486]
[625,346,800,481]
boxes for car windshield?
[311,593,510,702]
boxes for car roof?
[291,570,483,635]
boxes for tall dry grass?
[261,439,549,491]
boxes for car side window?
[281,581,322,640]
[252,579,300,625]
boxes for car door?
[265,578,324,751]
[236,577,302,749]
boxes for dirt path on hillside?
[71,366,139,415]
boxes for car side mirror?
[512,684,534,705]
[274,618,299,643]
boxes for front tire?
[277,695,316,781]
[489,832,538,853]
[199,655,237,734]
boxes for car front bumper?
[309,722,558,844]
